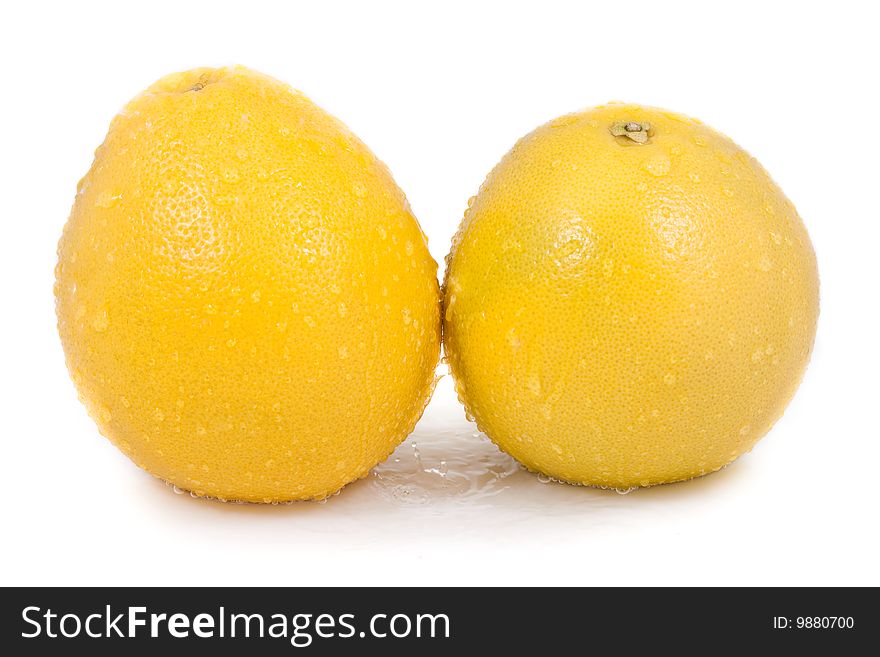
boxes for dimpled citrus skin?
[443,103,818,489]
[55,66,440,502]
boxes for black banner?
[0,587,874,653]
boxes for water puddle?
[364,375,623,514]
[371,428,521,506]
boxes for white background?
[2,0,878,586]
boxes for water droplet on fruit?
[95,191,120,208]
[92,308,109,332]
[527,374,542,396]
[644,153,671,177]
[663,373,676,385]
[97,405,112,423]
[614,486,637,495]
